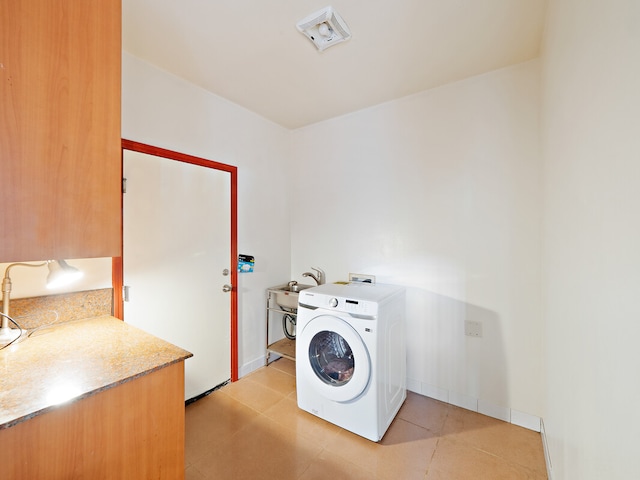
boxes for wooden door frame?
[113,139,239,382]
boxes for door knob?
[222,284,232,293]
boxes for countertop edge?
[1,355,191,430]
[0,316,193,430]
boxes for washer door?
[298,315,371,402]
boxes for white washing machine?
[296,282,406,442]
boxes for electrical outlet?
[465,320,483,337]
[349,273,375,284]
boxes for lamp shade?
[46,260,83,289]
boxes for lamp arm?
[2,262,48,319]
[3,262,48,279]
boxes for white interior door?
[123,149,231,400]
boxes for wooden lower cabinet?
[0,362,185,479]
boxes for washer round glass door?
[308,331,354,386]
[298,315,370,402]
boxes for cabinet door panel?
[0,0,122,262]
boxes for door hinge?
[122,178,127,194]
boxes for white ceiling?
[122,1,548,129]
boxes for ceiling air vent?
[296,6,351,52]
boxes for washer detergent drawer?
[297,315,371,403]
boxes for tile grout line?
[423,402,455,479]
[423,436,443,479]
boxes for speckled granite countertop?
[0,315,192,429]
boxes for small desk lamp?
[0,260,83,346]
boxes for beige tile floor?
[185,358,547,479]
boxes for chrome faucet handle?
[311,267,325,285]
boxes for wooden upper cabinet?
[0,0,122,263]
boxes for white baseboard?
[511,409,542,432]
[239,355,266,378]
[450,390,478,412]
[406,377,422,394]
[421,383,449,403]
[408,379,542,433]
[540,418,554,479]
[478,399,511,423]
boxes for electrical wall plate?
[465,320,483,337]
[349,273,375,284]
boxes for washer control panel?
[298,283,399,318]
[323,295,378,316]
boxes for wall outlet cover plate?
[465,320,483,337]
[348,273,375,284]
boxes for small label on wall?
[238,254,254,273]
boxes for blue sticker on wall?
[238,254,255,273]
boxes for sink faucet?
[302,267,325,285]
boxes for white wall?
[290,60,543,422]
[541,0,640,478]
[121,52,292,375]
